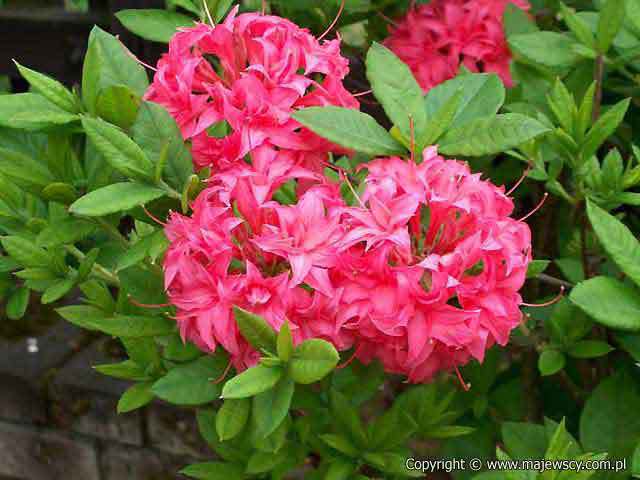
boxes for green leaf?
[0,93,79,130]
[293,107,405,156]
[36,219,98,247]
[438,114,549,157]
[289,339,339,384]
[580,372,640,461]
[503,3,539,37]
[116,9,194,43]
[94,360,149,381]
[615,331,640,362]
[597,0,626,53]
[82,26,149,115]
[69,182,166,217]
[221,365,282,399]
[501,422,548,459]
[559,3,596,48]
[420,90,462,146]
[216,398,250,441]
[117,382,154,413]
[152,355,227,405]
[632,442,640,478]
[96,85,141,130]
[1,236,51,268]
[424,73,505,130]
[57,305,175,336]
[426,425,475,439]
[131,102,193,190]
[180,462,245,480]
[276,321,293,362]
[42,183,78,204]
[538,350,566,376]
[246,450,286,475]
[325,458,357,480]
[81,117,153,181]
[320,434,359,457]
[0,148,54,192]
[570,276,640,331]
[329,389,368,447]
[509,32,580,69]
[14,62,78,113]
[365,42,427,144]
[587,199,640,288]
[567,340,614,358]
[6,287,30,320]
[580,98,630,161]
[252,377,294,438]
[42,278,75,304]
[232,306,277,353]
[526,259,550,278]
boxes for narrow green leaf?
[216,398,250,441]
[14,62,78,113]
[596,0,626,53]
[570,276,640,331]
[6,287,30,320]
[289,339,339,384]
[293,107,405,156]
[180,462,245,480]
[36,219,98,247]
[1,236,51,268]
[56,304,108,331]
[330,389,368,447]
[587,200,640,287]
[69,182,166,217]
[221,365,282,399]
[438,114,549,157]
[117,382,154,413]
[152,355,227,405]
[420,89,462,146]
[365,42,427,143]
[276,321,293,362]
[580,98,630,161]
[42,278,75,304]
[0,148,54,192]
[116,9,194,43]
[233,306,277,353]
[508,32,580,69]
[567,340,614,358]
[81,116,153,180]
[559,3,596,48]
[252,377,294,438]
[94,359,149,381]
[0,93,79,130]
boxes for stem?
[592,55,605,121]
[579,203,591,279]
[66,245,120,287]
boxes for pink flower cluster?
[145,6,358,172]
[163,147,531,382]
[384,0,530,92]
[155,7,532,383]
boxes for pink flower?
[384,0,530,92]
[163,145,532,382]
[145,8,358,172]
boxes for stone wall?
[0,320,210,480]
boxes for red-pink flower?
[145,7,358,172]
[384,0,530,92]
[163,145,532,381]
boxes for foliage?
[1,0,640,479]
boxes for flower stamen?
[518,193,548,222]
[318,0,346,41]
[521,286,565,308]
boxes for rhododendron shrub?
[1,0,640,478]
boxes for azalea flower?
[145,7,358,172]
[163,145,532,381]
[384,0,530,92]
